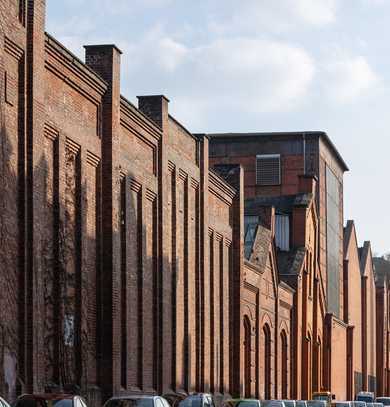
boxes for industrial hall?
[0,1,389,406]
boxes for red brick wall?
[0,3,242,403]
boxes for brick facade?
[0,1,388,405]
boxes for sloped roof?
[277,247,306,276]
[245,223,272,269]
[373,257,390,288]
[359,241,372,276]
[245,193,313,215]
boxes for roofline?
[208,131,349,172]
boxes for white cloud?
[323,53,380,103]
[122,33,315,126]
[209,0,338,35]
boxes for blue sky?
[46,0,389,255]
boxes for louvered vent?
[256,154,281,185]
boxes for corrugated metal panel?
[275,214,289,251]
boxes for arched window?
[263,324,272,399]
[280,330,288,398]
[244,316,251,398]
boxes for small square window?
[256,154,281,186]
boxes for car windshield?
[106,399,154,407]
[179,398,202,407]
[358,399,373,404]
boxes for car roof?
[19,394,76,400]
[107,396,159,400]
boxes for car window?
[53,400,73,407]
[106,399,154,407]
[179,398,202,407]
[236,402,260,407]
[16,399,47,407]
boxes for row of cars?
[0,391,389,407]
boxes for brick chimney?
[137,95,169,131]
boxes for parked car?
[163,393,187,407]
[296,401,308,407]
[222,399,261,407]
[367,403,383,407]
[351,401,367,407]
[104,396,171,407]
[281,401,296,407]
[261,401,286,407]
[308,401,327,407]
[0,397,11,407]
[15,394,87,407]
[376,399,390,406]
[331,402,352,407]
[178,394,215,407]
[356,394,375,403]
[312,392,335,407]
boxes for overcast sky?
[46,0,389,255]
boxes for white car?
[0,398,11,407]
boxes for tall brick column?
[25,0,47,393]
[137,95,169,393]
[84,44,122,400]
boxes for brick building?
[373,257,390,396]
[0,1,295,404]
[208,132,384,400]
[0,1,389,405]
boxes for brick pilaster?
[137,95,169,393]
[84,43,122,400]
[25,0,46,393]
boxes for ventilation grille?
[256,154,281,185]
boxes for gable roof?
[277,247,306,277]
[359,241,373,277]
[373,257,390,288]
[343,220,360,261]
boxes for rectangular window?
[256,154,281,185]
[326,165,341,317]
[275,214,290,251]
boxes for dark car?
[104,396,170,407]
[376,400,390,406]
[178,394,215,407]
[163,393,188,407]
[222,399,261,407]
[0,397,11,407]
[15,394,87,407]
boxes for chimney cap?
[84,44,123,54]
[137,94,170,103]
